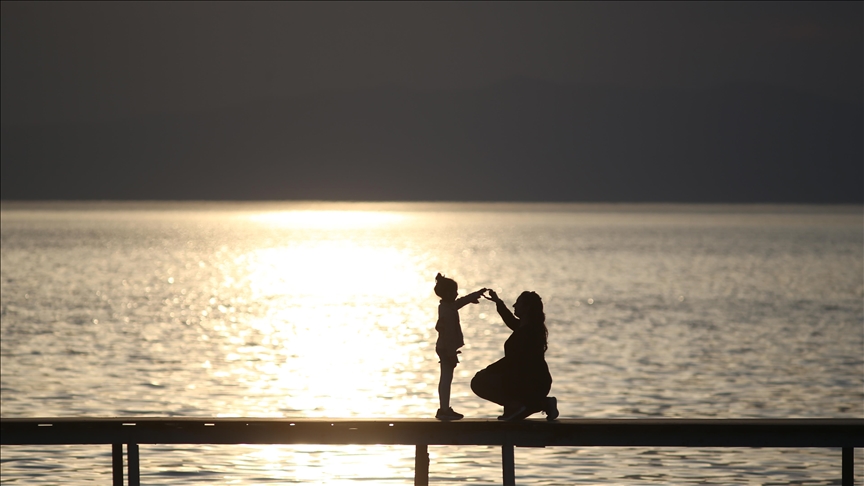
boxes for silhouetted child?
[433,273,487,420]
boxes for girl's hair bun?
[434,273,457,298]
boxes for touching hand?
[484,289,500,303]
[470,288,489,304]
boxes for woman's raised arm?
[487,290,520,331]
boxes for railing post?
[502,443,515,486]
[842,447,853,486]
[414,444,429,486]
[112,444,123,486]
[128,443,140,486]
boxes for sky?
[1,1,862,202]
[2,1,861,125]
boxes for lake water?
[1,202,862,485]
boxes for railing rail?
[2,417,862,486]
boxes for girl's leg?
[438,362,454,410]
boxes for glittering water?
[2,202,862,485]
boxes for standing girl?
[433,273,487,420]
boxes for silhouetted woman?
[471,290,558,421]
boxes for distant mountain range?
[2,79,862,202]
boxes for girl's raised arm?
[454,288,488,309]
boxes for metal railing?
[2,417,861,485]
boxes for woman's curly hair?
[518,291,548,351]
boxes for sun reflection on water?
[218,215,436,419]
[242,444,413,484]
[240,242,426,301]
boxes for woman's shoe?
[499,405,529,421]
[544,397,559,421]
[436,407,464,420]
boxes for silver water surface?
[2,202,862,484]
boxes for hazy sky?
[2,1,861,125]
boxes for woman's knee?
[469,373,484,396]
[471,370,501,399]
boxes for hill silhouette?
[2,79,861,202]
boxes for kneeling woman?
[472,290,559,421]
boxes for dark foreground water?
[2,202,862,484]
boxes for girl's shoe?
[436,407,464,420]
